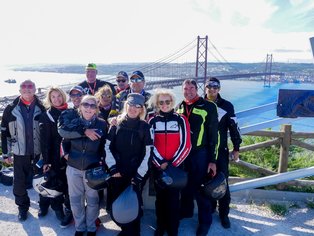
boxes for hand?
[232,150,240,162]
[63,154,69,161]
[43,164,51,173]
[207,162,216,176]
[109,117,117,126]
[132,174,143,192]
[160,162,168,170]
[4,156,13,165]
[112,172,122,178]
[84,129,101,141]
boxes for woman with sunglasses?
[58,95,107,236]
[105,93,153,236]
[95,85,118,121]
[148,89,191,236]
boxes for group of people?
[1,63,242,236]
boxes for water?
[1,69,314,131]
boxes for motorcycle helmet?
[111,185,140,225]
[156,165,188,190]
[33,172,63,198]
[85,166,110,190]
[201,171,227,200]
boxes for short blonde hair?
[44,86,67,109]
[79,95,99,115]
[148,88,176,112]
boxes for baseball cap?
[69,85,84,94]
[116,71,128,80]
[127,93,145,107]
[130,71,145,81]
[86,63,97,70]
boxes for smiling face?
[126,103,143,118]
[157,94,172,113]
[86,69,97,83]
[80,98,98,120]
[19,80,36,101]
[50,90,64,107]
[183,82,198,101]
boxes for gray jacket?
[1,96,45,156]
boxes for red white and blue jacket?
[148,110,191,168]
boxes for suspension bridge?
[0,35,284,112]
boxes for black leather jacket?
[58,115,107,170]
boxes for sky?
[0,0,314,68]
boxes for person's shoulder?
[78,80,87,87]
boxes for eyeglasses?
[20,84,34,89]
[101,94,111,99]
[116,79,127,83]
[70,93,83,98]
[81,102,97,109]
[128,103,143,109]
[158,100,171,106]
[130,77,144,83]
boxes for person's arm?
[39,113,52,165]
[104,126,118,175]
[1,106,11,156]
[207,101,219,175]
[171,114,191,167]
[58,109,85,139]
[227,102,242,161]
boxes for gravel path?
[0,184,313,236]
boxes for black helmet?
[85,166,110,190]
[33,172,63,198]
[201,172,227,200]
[155,165,188,190]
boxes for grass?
[306,198,314,209]
[229,134,314,193]
[268,203,288,216]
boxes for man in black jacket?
[177,79,218,236]
[1,80,45,221]
[205,77,242,229]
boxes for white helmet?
[32,173,63,198]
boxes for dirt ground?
[0,184,313,236]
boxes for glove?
[131,174,143,192]
[108,165,118,176]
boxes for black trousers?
[13,154,39,212]
[107,177,142,236]
[211,149,231,217]
[154,182,180,236]
[180,149,213,226]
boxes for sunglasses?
[158,100,171,106]
[128,103,143,109]
[70,93,83,98]
[207,85,220,90]
[20,84,34,89]
[130,77,144,83]
[116,79,126,83]
[81,102,97,109]
[101,94,111,99]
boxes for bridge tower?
[264,54,273,87]
[195,35,208,95]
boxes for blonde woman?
[105,93,153,236]
[94,85,118,121]
[59,95,107,236]
[38,87,68,222]
[148,89,191,236]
